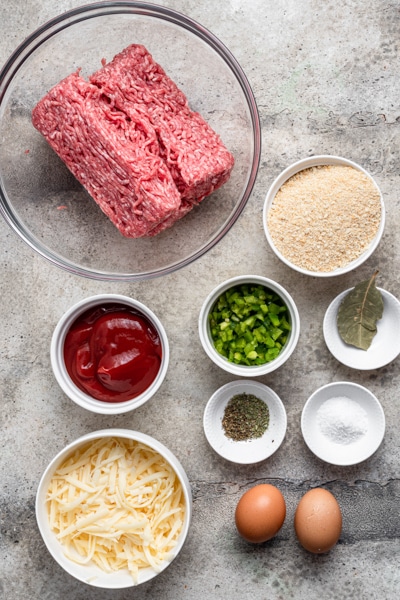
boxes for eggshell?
[294,488,342,553]
[235,483,286,543]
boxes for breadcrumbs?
[266,164,382,272]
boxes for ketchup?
[64,304,162,403]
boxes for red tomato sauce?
[63,304,162,402]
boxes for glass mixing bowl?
[0,2,260,281]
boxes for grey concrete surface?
[1,1,400,599]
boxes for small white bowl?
[198,275,300,376]
[263,155,385,277]
[50,294,169,414]
[203,380,287,464]
[36,429,192,588]
[301,382,385,466]
[323,287,400,370]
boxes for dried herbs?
[337,271,384,350]
[222,393,270,441]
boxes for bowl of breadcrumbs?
[263,155,385,277]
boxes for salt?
[316,395,369,445]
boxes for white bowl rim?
[198,274,300,376]
[263,154,385,277]
[323,286,400,370]
[203,379,287,464]
[301,381,386,466]
[35,428,192,589]
[50,294,169,414]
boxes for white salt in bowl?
[198,275,300,376]
[263,155,385,277]
[36,429,192,588]
[50,294,169,415]
[0,3,260,281]
[301,381,385,466]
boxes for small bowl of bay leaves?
[323,271,400,369]
[203,380,287,464]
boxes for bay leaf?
[337,271,384,350]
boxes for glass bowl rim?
[0,1,261,282]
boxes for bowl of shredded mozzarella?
[36,429,192,588]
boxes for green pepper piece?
[268,312,281,327]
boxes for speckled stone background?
[1,1,400,599]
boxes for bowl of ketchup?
[51,294,169,414]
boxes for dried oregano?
[222,393,270,441]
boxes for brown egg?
[235,483,286,543]
[294,488,342,553]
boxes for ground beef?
[32,44,234,238]
[90,44,234,204]
[32,72,181,237]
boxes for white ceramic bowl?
[198,275,300,376]
[263,155,385,277]
[301,382,385,466]
[203,380,287,464]
[323,287,400,370]
[50,294,169,414]
[36,429,192,588]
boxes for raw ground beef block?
[90,44,235,206]
[32,72,181,238]
[32,44,234,237]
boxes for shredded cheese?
[46,437,186,584]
